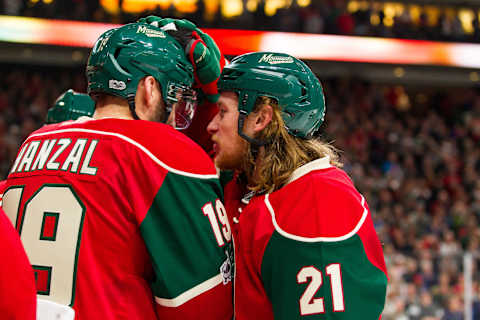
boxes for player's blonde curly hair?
[242,97,342,194]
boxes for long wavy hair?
[242,97,342,194]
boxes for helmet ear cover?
[218,52,325,142]
[86,23,197,126]
[46,89,95,124]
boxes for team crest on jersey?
[220,250,233,284]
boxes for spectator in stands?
[443,295,464,320]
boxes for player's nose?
[207,114,219,134]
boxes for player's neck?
[94,104,134,120]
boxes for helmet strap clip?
[127,94,139,120]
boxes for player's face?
[207,91,248,170]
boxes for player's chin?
[214,154,226,170]
[214,154,232,171]
[215,154,241,171]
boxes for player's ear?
[252,104,273,134]
[135,76,160,119]
[143,76,158,109]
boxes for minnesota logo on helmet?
[218,52,325,139]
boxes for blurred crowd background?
[2,0,480,319]
[0,64,479,319]
[324,80,480,320]
[2,0,480,42]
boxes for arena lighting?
[1,15,480,68]
[0,16,117,47]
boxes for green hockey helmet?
[218,52,325,142]
[46,89,95,124]
[86,22,197,128]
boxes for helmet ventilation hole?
[114,48,122,59]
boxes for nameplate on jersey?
[10,138,98,176]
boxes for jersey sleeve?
[140,171,233,320]
[0,208,36,319]
[259,191,387,320]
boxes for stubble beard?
[215,138,248,171]
[149,99,168,123]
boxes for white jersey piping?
[155,273,223,307]
[26,128,218,179]
[265,193,368,243]
[285,156,332,186]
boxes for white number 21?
[297,264,345,316]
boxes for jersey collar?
[285,156,332,186]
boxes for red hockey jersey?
[224,157,388,320]
[2,118,233,320]
[0,207,36,319]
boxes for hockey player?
[45,89,95,124]
[0,91,93,320]
[135,16,225,156]
[2,22,232,319]
[207,52,388,319]
[0,90,95,205]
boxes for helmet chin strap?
[127,94,140,120]
[237,91,269,148]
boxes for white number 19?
[202,199,231,247]
[3,185,85,307]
